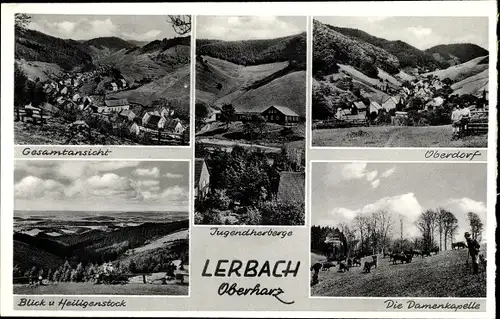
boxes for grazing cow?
[392,253,412,264]
[310,262,322,274]
[421,250,431,257]
[430,247,439,255]
[321,261,335,271]
[452,242,467,250]
[352,257,361,267]
[363,261,377,273]
[338,261,350,273]
[347,258,353,267]
[411,249,422,257]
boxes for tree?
[166,15,191,35]
[467,212,484,241]
[15,13,31,34]
[442,211,458,250]
[416,209,438,251]
[436,208,448,251]
[220,104,235,129]
[14,62,29,107]
[398,214,406,251]
[128,260,137,273]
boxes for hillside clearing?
[423,56,488,81]
[312,125,487,148]
[311,249,486,297]
[14,282,188,295]
[129,229,189,254]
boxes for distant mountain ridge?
[425,43,488,65]
[84,36,137,51]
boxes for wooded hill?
[196,32,306,68]
[13,219,189,270]
[425,43,489,65]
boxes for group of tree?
[195,145,304,225]
[416,208,484,251]
[196,33,306,68]
[14,63,47,108]
[310,225,349,260]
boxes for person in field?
[451,105,462,139]
[460,104,471,136]
[464,232,480,274]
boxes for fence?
[15,107,51,125]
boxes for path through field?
[13,282,188,295]
[312,125,487,148]
[311,249,486,297]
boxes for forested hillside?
[328,25,441,70]
[15,29,94,70]
[425,43,489,64]
[196,32,306,68]
[84,36,137,51]
[313,19,400,78]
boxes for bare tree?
[339,222,357,258]
[467,212,484,241]
[416,209,438,251]
[166,15,191,35]
[398,214,405,251]
[375,210,393,255]
[442,210,458,250]
[436,208,449,251]
[354,215,369,255]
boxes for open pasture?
[311,248,486,297]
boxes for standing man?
[451,105,462,139]
[460,104,471,137]
[464,232,480,274]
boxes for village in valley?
[194,16,306,226]
[14,14,191,145]
[312,17,489,148]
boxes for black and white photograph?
[311,17,489,148]
[13,160,190,295]
[310,162,487,297]
[14,14,191,145]
[194,16,306,225]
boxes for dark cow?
[347,258,353,268]
[338,261,350,273]
[421,250,431,257]
[392,253,412,264]
[430,247,439,255]
[363,260,377,273]
[452,242,467,250]
[321,261,335,271]
[310,262,322,274]
[352,257,361,267]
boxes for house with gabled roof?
[351,101,367,114]
[261,105,300,125]
[119,109,137,122]
[381,95,401,111]
[142,111,166,130]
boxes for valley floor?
[13,282,188,295]
[312,125,488,148]
[311,249,486,297]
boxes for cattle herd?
[310,243,468,286]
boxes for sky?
[196,16,306,41]
[315,16,489,50]
[14,160,189,212]
[311,162,487,242]
[26,14,186,41]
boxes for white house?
[60,86,68,95]
[369,101,383,114]
[129,122,141,136]
[72,93,81,102]
[110,82,118,91]
[120,79,127,88]
[381,96,400,111]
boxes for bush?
[259,199,305,226]
[239,206,262,225]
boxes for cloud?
[365,170,378,182]
[371,179,381,189]
[14,176,65,199]
[406,26,433,38]
[121,29,161,41]
[341,163,368,180]
[90,161,140,172]
[135,180,160,188]
[160,186,188,201]
[444,197,487,241]
[134,167,160,178]
[29,18,118,40]
[165,173,183,179]
[197,16,304,41]
[381,167,396,178]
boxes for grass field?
[13,282,188,295]
[312,125,488,148]
[311,249,486,297]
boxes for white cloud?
[381,167,396,178]
[341,162,368,180]
[14,176,64,199]
[160,186,188,201]
[136,180,160,188]
[121,29,161,41]
[197,16,304,41]
[29,18,118,40]
[165,172,183,179]
[134,167,160,178]
[406,26,433,38]
[371,179,381,189]
[365,170,378,182]
[444,197,487,241]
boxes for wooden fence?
[15,107,51,125]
